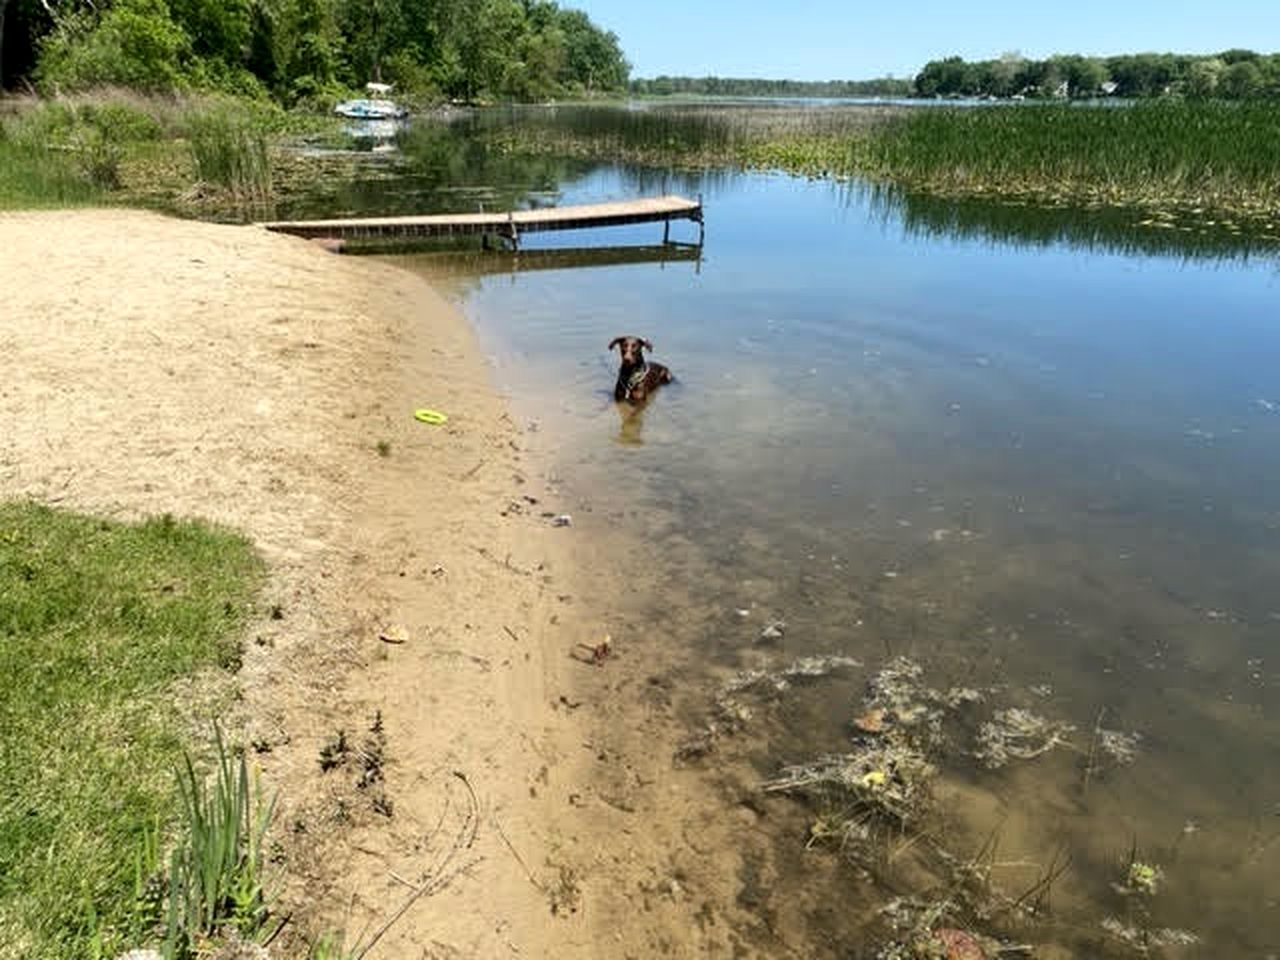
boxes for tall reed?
[861,101,1280,208]
[185,107,273,199]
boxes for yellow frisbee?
[413,408,448,425]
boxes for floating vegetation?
[713,653,861,726]
[1100,916,1199,951]
[1124,861,1162,896]
[674,654,861,763]
[865,656,985,738]
[722,653,862,695]
[746,656,1148,954]
[1098,728,1143,766]
[762,743,935,826]
[873,898,1028,960]
[973,708,1075,769]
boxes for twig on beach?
[476,546,535,576]
[353,771,482,959]
[459,459,486,480]
[387,870,417,890]
[493,816,546,893]
[503,625,521,643]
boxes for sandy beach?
[0,209,605,957]
[0,208,784,959]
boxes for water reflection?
[381,243,701,279]
[614,398,657,446]
[862,182,1280,264]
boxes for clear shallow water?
[380,157,1280,953]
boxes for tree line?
[0,0,629,102]
[629,75,912,98]
[915,50,1280,100]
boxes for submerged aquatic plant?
[973,708,1075,769]
[1101,916,1198,951]
[1097,728,1142,766]
[1125,861,1162,895]
[762,744,935,826]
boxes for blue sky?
[570,1,1279,80]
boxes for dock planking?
[261,195,703,248]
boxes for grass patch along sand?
[0,502,262,959]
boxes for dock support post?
[663,218,670,244]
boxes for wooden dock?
[262,195,703,249]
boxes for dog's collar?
[626,362,649,390]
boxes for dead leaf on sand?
[379,623,410,644]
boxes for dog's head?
[608,335,653,367]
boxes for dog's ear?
[641,338,653,351]
[608,337,625,352]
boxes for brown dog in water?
[609,335,673,404]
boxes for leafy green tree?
[1218,48,1260,65]
[337,0,410,84]
[556,6,625,91]
[1057,55,1106,96]
[986,51,1024,98]
[1186,58,1225,97]
[0,0,58,87]
[915,56,968,96]
[1220,59,1263,98]
[277,0,341,100]
[168,0,253,64]
[37,0,190,91]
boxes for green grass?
[0,501,263,959]
[0,95,161,208]
[0,138,107,208]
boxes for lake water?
[300,112,1280,956]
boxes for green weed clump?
[160,731,277,957]
[185,106,273,199]
[0,502,262,959]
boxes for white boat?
[334,98,408,120]
[335,83,409,120]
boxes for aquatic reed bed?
[476,100,1280,226]
[861,101,1280,216]
[475,102,898,169]
[184,106,273,199]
